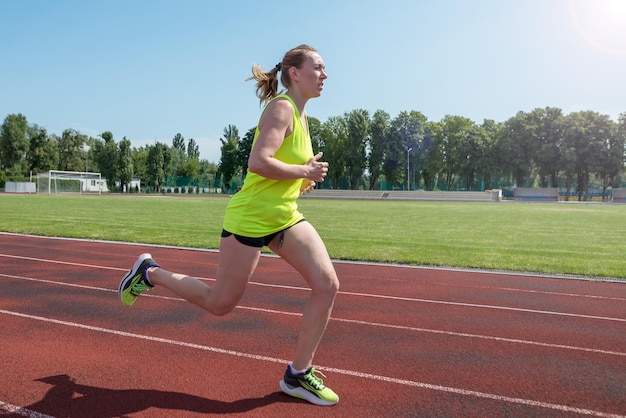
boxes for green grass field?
[2,193,626,279]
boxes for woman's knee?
[209,300,238,316]
[205,286,244,316]
[312,272,340,299]
[329,275,340,294]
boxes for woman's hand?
[300,179,316,195]
[304,152,328,182]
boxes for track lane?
[1,233,625,417]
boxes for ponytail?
[246,44,318,105]
[247,63,283,105]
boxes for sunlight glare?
[605,0,626,17]
[568,0,626,55]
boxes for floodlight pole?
[84,144,90,172]
[406,147,412,191]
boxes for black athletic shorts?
[221,218,306,248]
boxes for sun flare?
[568,0,626,55]
[604,0,626,17]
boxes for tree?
[218,125,240,192]
[614,112,626,193]
[58,129,87,172]
[307,116,324,190]
[118,137,133,192]
[178,140,198,179]
[187,138,200,160]
[308,116,322,154]
[199,159,218,189]
[476,119,501,190]
[500,111,539,187]
[459,124,485,190]
[562,111,611,201]
[395,111,428,190]
[131,146,149,180]
[319,116,347,189]
[0,113,29,176]
[344,109,369,189]
[146,142,166,192]
[177,158,200,180]
[420,123,441,191]
[528,107,564,188]
[172,133,185,153]
[237,127,256,176]
[171,133,186,177]
[368,110,390,190]
[92,131,119,191]
[28,125,58,174]
[380,111,428,190]
[437,115,475,190]
[381,130,402,189]
[586,113,620,200]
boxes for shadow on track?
[7,374,294,417]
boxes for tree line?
[2,107,625,200]
[218,107,626,200]
[0,113,218,192]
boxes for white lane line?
[0,401,54,418]
[2,272,625,357]
[434,282,626,302]
[4,231,626,283]
[0,309,623,418]
[0,253,124,271]
[336,288,626,322]
[238,305,626,357]
[1,254,624,323]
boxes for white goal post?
[37,170,104,194]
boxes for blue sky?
[1,0,625,163]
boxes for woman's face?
[294,52,327,98]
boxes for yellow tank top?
[222,94,313,237]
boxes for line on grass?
[3,231,626,283]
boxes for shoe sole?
[279,379,338,406]
[118,253,153,305]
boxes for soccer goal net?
[37,170,104,194]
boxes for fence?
[302,189,502,202]
[4,182,36,193]
[513,187,558,202]
[612,188,626,203]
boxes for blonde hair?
[247,44,318,105]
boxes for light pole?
[83,144,90,172]
[406,147,412,191]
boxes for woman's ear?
[288,65,299,82]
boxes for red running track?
[0,233,625,417]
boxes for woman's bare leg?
[268,221,339,370]
[148,235,261,316]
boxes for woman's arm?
[248,99,327,182]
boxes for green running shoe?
[279,364,339,406]
[118,253,159,307]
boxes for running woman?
[119,44,340,406]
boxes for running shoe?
[279,364,339,406]
[118,253,159,307]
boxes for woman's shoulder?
[258,96,295,131]
[262,96,295,120]
[269,94,295,111]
